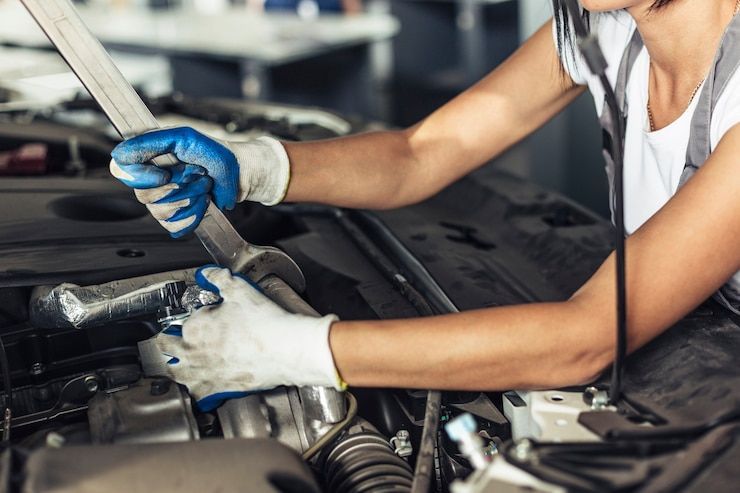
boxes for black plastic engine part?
[575,301,740,443]
[501,424,740,493]
[88,377,198,444]
[12,438,320,493]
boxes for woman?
[110,0,740,410]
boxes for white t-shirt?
[553,11,740,306]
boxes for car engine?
[0,95,739,493]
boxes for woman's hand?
[110,127,290,237]
[156,266,343,411]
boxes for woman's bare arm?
[329,125,740,390]
[283,21,585,209]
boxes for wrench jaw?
[233,246,307,294]
[195,204,307,292]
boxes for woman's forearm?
[282,130,423,209]
[282,22,585,210]
[329,300,614,391]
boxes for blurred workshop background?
[0,0,606,216]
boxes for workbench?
[0,2,399,119]
[0,45,171,111]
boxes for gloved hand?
[156,266,344,411]
[109,127,290,237]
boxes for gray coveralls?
[600,14,740,314]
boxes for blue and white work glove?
[157,266,344,411]
[110,127,290,237]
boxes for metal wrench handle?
[19,0,232,263]
[19,0,158,140]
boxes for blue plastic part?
[445,413,477,442]
[197,391,252,412]
[111,127,240,210]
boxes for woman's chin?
[578,0,640,13]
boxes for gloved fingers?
[162,325,183,337]
[196,266,265,303]
[160,132,237,211]
[154,331,186,365]
[136,176,211,228]
[109,158,171,189]
[111,127,208,167]
[160,217,197,238]
[146,199,191,221]
[167,196,209,223]
[161,197,210,238]
[111,157,204,195]
[111,127,239,211]
[152,175,213,205]
[134,183,179,205]
[194,266,234,298]
[193,265,224,296]
[146,203,200,238]
[167,163,209,186]
[196,391,253,412]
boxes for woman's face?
[578,0,653,12]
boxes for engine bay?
[0,95,739,492]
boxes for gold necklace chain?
[647,79,703,132]
[647,0,740,132]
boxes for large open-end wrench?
[18,0,305,294]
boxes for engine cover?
[20,438,320,493]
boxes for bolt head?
[84,377,99,393]
[150,378,172,396]
[484,440,498,456]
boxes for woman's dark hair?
[551,0,675,59]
